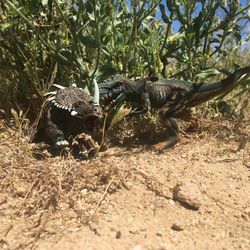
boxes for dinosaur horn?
[93,79,99,106]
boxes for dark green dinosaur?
[99,66,250,151]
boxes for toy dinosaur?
[99,66,250,151]
[34,80,102,157]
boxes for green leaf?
[159,4,170,24]
[234,32,241,41]
[195,68,221,78]
[42,0,48,6]
[210,38,221,44]
[87,12,95,21]
[109,105,131,130]
[80,35,99,48]
[98,65,117,81]
[5,0,35,29]
[49,51,74,66]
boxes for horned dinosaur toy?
[34,80,102,158]
[99,66,250,152]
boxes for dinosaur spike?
[71,110,78,116]
[54,103,61,108]
[93,79,100,106]
[44,91,57,96]
[52,84,65,90]
[47,96,55,101]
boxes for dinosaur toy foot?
[72,133,99,159]
[153,142,166,152]
[153,136,179,153]
[55,140,69,148]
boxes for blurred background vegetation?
[0,0,249,119]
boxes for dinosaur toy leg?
[45,115,69,148]
[175,109,198,132]
[154,117,179,152]
[175,109,198,125]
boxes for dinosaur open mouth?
[85,116,98,132]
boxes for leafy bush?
[0,0,249,115]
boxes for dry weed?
[0,120,128,248]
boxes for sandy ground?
[0,117,249,250]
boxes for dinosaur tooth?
[55,103,62,109]
[71,110,78,116]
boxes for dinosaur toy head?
[98,75,125,105]
[99,74,145,108]
[46,81,102,131]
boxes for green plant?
[0,0,249,115]
[159,0,250,79]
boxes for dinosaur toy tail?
[189,66,250,107]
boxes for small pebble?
[0,240,9,250]
[171,224,184,231]
[116,231,121,239]
[0,195,7,206]
[173,180,203,210]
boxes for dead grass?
[0,121,132,249]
